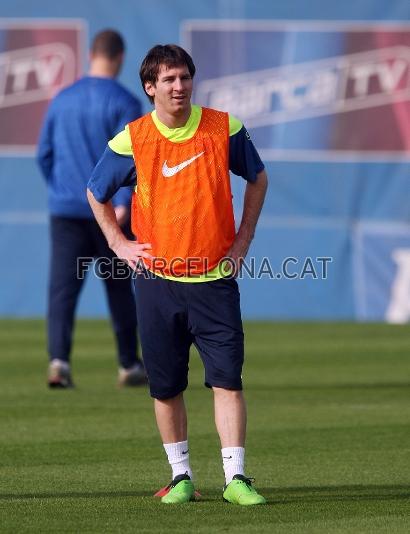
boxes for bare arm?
[87,188,152,270]
[226,169,268,274]
[113,204,130,227]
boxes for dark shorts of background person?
[134,271,244,400]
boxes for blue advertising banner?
[183,21,410,157]
[181,20,410,322]
[0,4,409,322]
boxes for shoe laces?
[166,473,190,489]
[232,474,255,489]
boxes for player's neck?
[155,106,192,129]
[88,56,121,79]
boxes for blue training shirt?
[37,76,142,218]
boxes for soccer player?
[37,30,146,388]
[87,44,268,504]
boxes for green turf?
[1,320,409,533]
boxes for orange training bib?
[129,107,235,277]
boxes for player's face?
[145,64,193,120]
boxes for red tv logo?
[0,43,76,108]
[186,21,410,155]
[196,46,410,127]
[0,21,85,154]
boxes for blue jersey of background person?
[37,76,142,218]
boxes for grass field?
[1,320,410,533]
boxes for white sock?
[50,359,70,370]
[163,440,193,480]
[222,446,245,484]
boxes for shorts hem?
[150,385,187,400]
[205,381,243,391]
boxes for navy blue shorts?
[134,272,244,399]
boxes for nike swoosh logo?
[182,450,189,455]
[162,151,204,178]
[223,456,233,459]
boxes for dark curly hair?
[139,44,196,103]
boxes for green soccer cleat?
[223,475,267,505]
[161,473,195,504]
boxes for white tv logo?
[196,46,410,127]
[385,248,410,324]
[0,43,76,108]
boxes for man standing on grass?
[37,30,146,388]
[87,44,268,505]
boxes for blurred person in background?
[37,29,145,388]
